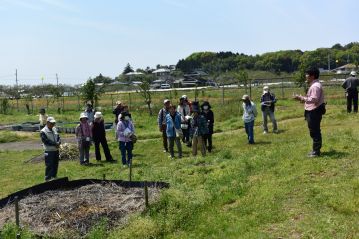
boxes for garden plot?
[0,183,161,238]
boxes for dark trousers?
[346,90,358,113]
[305,109,323,154]
[45,150,59,181]
[119,141,133,165]
[181,128,190,143]
[167,137,182,158]
[162,130,168,151]
[94,138,113,161]
[203,134,213,152]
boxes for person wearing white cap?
[40,116,61,181]
[242,94,257,144]
[157,99,171,152]
[92,112,115,162]
[342,71,359,113]
[260,86,278,134]
[75,112,92,165]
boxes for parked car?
[160,83,171,89]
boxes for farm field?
[0,86,358,238]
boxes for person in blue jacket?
[166,105,183,159]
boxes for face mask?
[124,116,130,121]
[203,106,209,110]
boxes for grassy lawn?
[0,86,358,238]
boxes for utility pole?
[327,55,331,71]
[56,73,59,88]
[15,69,19,111]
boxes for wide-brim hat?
[350,71,357,76]
[242,94,250,100]
[94,112,103,119]
[201,101,211,109]
[163,99,170,104]
[116,101,122,105]
[79,112,88,119]
[263,86,269,92]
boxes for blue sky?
[0,0,358,85]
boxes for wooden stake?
[144,181,149,208]
[14,196,20,227]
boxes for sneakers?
[273,129,279,134]
[263,131,268,134]
[307,151,320,158]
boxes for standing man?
[158,99,171,152]
[342,71,359,113]
[84,103,95,124]
[113,101,124,125]
[40,117,61,181]
[260,86,278,134]
[294,67,325,157]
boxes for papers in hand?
[124,128,132,137]
[185,115,192,120]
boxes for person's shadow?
[320,150,349,159]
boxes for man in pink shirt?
[294,67,325,157]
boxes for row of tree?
[176,42,359,74]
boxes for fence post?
[129,162,132,182]
[281,78,284,98]
[144,181,149,208]
[222,85,224,105]
[111,94,114,108]
[14,196,20,227]
[128,93,132,110]
[249,79,252,99]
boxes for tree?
[81,78,104,107]
[137,75,154,116]
[122,63,134,75]
[237,71,249,93]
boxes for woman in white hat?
[92,112,115,162]
[75,112,92,165]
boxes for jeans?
[262,108,277,132]
[167,137,182,158]
[94,138,113,161]
[244,120,255,144]
[79,142,90,164]
[192,135,206,156]
[346,90,358,113]
[45,150,59,181]
[119,141,133,165]
[305,109,322,154]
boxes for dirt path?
[0,137,77,151]
[0,116,304,152]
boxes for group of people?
[39,66,337,181]
[157,95,214,159]
[40,102,135,180]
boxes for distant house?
[152,68,171,77]
[333,64,358,74]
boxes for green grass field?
[0,86,358,238]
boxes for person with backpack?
[190,102,209,156]
[157,99,171,152]
[294,66,325,157]
[242,95,258,144]
[260,86,278,134]
[166,105,183,159]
